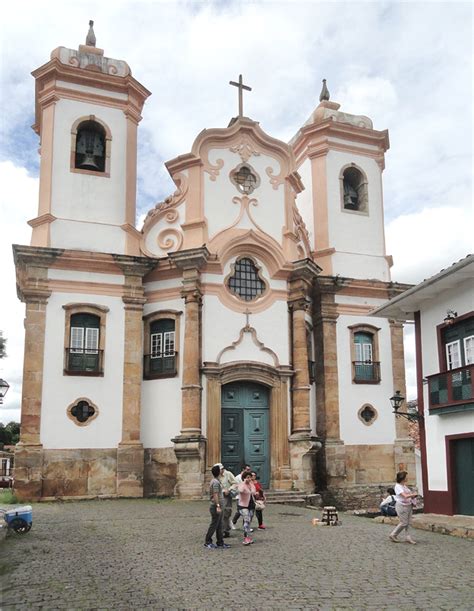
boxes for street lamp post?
[389,390,423,422]
[0,378,10,405]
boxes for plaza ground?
[1,499,473,610]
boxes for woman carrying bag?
[251,471,266,530]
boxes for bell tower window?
[75,120,106,172]
[340,165,368,213]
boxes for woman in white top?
[389,471,418,544]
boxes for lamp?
[390,390,423,422]
[443,310,458,325]
[0,378,10,404]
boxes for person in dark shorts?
[204,464,230,549]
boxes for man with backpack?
[380,487,397,516]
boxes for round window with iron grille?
[230,163,260,195]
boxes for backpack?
[385,495,397,517]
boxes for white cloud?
[0,1,472,423]
[0,162,38,424]
[387,205,474,285]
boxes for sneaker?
[243,527,254,532]
[389,535,399,543]
[204,543,217,549]
[406,537,417,545]
[258,524,266,530]
[230,522,236,530]
[216,543,231,549]
[242,537,253,545]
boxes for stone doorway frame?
[202,361,293,489]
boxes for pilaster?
[288,259,322,490]
[313,277,346,488]
[113,256,156,497]
[390,319,415,475]
[13,246,62,500]
[169,247,209,498]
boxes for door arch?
[221,381,270,487]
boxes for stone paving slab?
[374,512,474,539]
[1,499,473,610]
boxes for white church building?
[13,24,415,506]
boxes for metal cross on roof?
[229,74,252,118]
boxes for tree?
[0,422,12,445]
[5,421,20,445]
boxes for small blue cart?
[1,505,33,534]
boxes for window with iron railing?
[65,313,103,375]
[144,318,177,378]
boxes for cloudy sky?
[0,0,472,424]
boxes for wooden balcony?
[427,364,474,413]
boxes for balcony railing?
[352,361,381,384]
[65,348,103,375]
[144,352,177,379]
[427,364,473,411]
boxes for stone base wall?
[322,483,390,510]
[341,443,414,486]
[144,447,177,497]
[41,448,117,499]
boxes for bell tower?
[29,21,150,255]
[291,80,391,281]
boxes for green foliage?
[0,490,18,504]
[0,422,20,446]
[5,422,20,445]
[0,423,12,446]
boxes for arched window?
[143,312,182,379]
[74,120,106,172]
[341,165,368,212]
[68,313,101,373]
[227,257,266,302]
[349,324,381,384]
[63,303,108,376]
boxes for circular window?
[230,163,260,195]
[67,397,99,426]
[358,404,377,426]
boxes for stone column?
[313,278,346,489]
[288,259,322,492]
[114,257,156,498]
[13,246,60,500]
[390,319,415,478]
[169,247,209,499]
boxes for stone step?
[263,491,322,507]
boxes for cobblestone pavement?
[1,499,473,610]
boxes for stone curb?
[373,515,474,539]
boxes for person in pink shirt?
[238,471,256,545]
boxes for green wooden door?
[221,382,270,487]
[453,437,474,515]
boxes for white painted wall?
[206,148,285,244]
[48,269,125,285]
[419,282,474,491]
[41,291,125,449]
[295,158,314,249]
[318,149,389,280]
[49,97,128,253]
[202,294,289,365]
[337,315,397,445]
[141,298,184,448]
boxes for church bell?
[76,128,105,171]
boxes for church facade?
[13,27,415,507]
